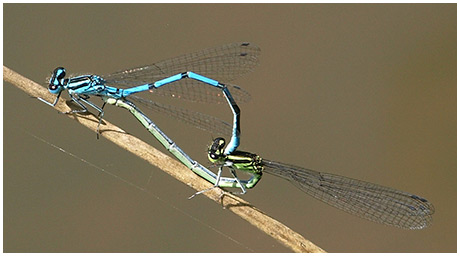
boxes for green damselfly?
[104,98,247,190]
[203,137,434,230]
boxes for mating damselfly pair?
[39,42,434,230]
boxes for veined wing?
[262,160,434,230]
[104,42,259,103]
[129,95,232,136]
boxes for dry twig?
[3,66,325,253]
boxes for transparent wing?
[262,160,434,229]
[104,42,259,103]
[129,95,232,136]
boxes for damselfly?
[39,42,260,154]
[200,137,434,230]
[104,98,244,187]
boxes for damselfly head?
[208,137,226,161]
[48,67,66,94]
